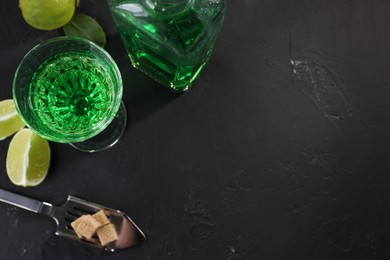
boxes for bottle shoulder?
[108,0,226,21]
[108,0,226,53]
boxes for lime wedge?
[19,0,76,30]
[6,129,51,187]
[0,99,25,140]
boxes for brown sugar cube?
[92,210,110,226]
[70,215,89,238]
[72,215,103,239]
[97,223,118,246]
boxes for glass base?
[69,101,127,153]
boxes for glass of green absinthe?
[13,36,125,152]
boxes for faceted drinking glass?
[13,36,125,152]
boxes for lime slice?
[0,99,25,140]
[19,0,76,30]
[6,129,51,187]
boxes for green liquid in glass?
[108,0,226,91]
[29,52,114,139]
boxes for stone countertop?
[1,0,390,259]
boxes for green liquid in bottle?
[29,52,114,138]
[108,0,226,91]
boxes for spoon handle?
[0,188,45,213]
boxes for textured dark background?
[1,0,390,259]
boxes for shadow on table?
[122,67,181,124]
[107,34,181,125]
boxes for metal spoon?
[0,188,146,252]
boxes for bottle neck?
[143,0,192,15]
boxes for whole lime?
[19,0,76,30]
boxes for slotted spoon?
[0,188,146,252]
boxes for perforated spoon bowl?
[0,188,146,251]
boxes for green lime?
[6,129,51,187]
[19,0,76,30]
[0,99,25,140]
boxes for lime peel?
[19,0,76,30]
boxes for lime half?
[0,99,25,140]
[6,129,51,187]
[19,0,76,30]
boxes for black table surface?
[1,0,390,259]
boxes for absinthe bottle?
[107,0,226,91]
